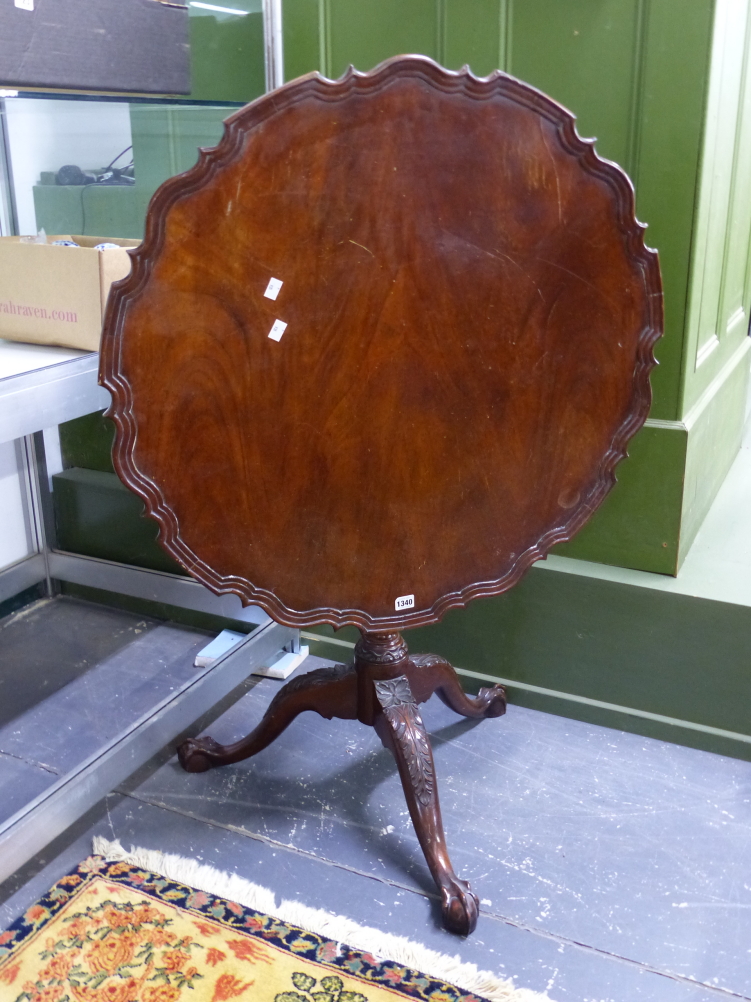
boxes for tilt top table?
[100,56,662,935]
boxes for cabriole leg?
[409,654,507,718]
[178,663,357,773]
[373,674,479,936]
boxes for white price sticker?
[268,319,287,342]
[264,277,283,301]
[395,594,415,611]
[15,0,34,10]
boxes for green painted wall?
[682,0,751,415]
[188,5,265,104]
[680,340,751,561]
[127,104,233,237]
[53,468,185,576]
[552,422,686,574]
[59,410,115,475]
[33,184,143,240]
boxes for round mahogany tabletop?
[100,56,662,631]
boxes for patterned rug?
[0,839,552,1002]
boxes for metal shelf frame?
[0,617,294,884]
[0,347,299,880]
[0,347,274,628]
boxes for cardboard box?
[0,235,140,352]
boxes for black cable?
[73,145,136,233]
[80,181,113,235]
[105,144,133,171]
[79,158,135,234]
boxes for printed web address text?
[0,300,78,323]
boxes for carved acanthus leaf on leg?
[375,678,434,805]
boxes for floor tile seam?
[130,792,395,838]
[0,747,59,775]
[480,909,751,999]
[119,792,751,1000]
[118,790,441,899]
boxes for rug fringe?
[92,837,552,1002]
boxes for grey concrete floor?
[1,601,750,1002]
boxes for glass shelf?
[0,95,248,241]
[0,0,269,241]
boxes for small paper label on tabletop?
[264,277,283,300]
[14,0,34,10]
[268,319,287,341]
[395,594,415,610]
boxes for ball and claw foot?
[476,684,507,718]
[178,736,224,773]
[441,878,480,936]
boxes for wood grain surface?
[100,55,663,631]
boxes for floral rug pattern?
[0,857,486,1002]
